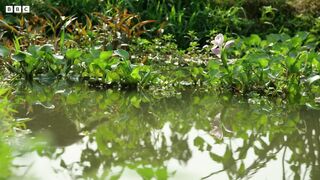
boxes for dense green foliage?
[1,0,319,47]
[0,0,319,178]
[1,32,319,102]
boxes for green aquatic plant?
[210,33,235,59]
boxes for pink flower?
[211,46,221,58]
[210,33,234,58]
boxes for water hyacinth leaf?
[0,139,12,179]
[307,75,320,84]
[210,152,223,162]
[248,34,261,46]
[114,49,129,60]
[99,51,113,60]
[208,60,220,70]
[0,45,10,58]
[106,71,120,83]
[259,58,269,68]
[27,45,41,57]
[0,88,9,96]
[130,96,141,108]
[155,168,168,180]
[194,136,205,150]
[296,31,309,41]
[25,56,38,73]
[39,44,54,53]
[131,67,142,80]
[66,49,82,59]
[12,52,27,62]
[137,168,154,179]
[289,37,303,48]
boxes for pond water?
[4,84,320,180]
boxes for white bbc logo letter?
[5,6,13,13]
[23,6,30,13]
[14,6,22,13]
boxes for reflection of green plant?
[6,83,320,179]
[0,138,12,179]
[0,87,14,179]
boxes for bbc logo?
[5,6,30,13]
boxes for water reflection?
[8,84,320,179]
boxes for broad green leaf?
[0,139,12,179]
[0,45,10,57]
[12,53,26,62]
[106,71,120,83]
[114,49,129,60]
[27,45,40,57]
[210,152,223,162]
[130,67,142,80]
[66,49,82,59]
[207,60,220,70]
[39,44,54,53]
[130,96,141,108]
[137,168,154,179]
[155,168,168,180]
[99,51,113,60]
[0,88,9,96]
[194,136,205,150]
[248,34,261,46]
[259,58,269,68]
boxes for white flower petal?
[214,33,224,46]
[224,40,235,49]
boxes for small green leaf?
[114,49,129,60]
[259,58,269,68]
[99,51,113,60]
[248,34,261,46]
[0,88,9,96]
[130,96,141,108]
[194,136,205,150]
[39,44,54,53]
[130,67,141,80]
[12,53,26,62]
[66,49,82,59]
[137,168,154,179]
[0,45,10,58]
[210,152,223,162]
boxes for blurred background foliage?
[1,0,319,48]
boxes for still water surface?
[7,84,320,180]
